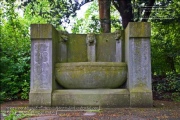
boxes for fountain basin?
[55,62,127,89]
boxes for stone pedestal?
[125,22,153,107]
[29,24,58,106]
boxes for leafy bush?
[151,0,180,75]
[154,72,180,101]
[165,73,180,92]
[0,1,30,101]
[4,108,28,120]
[172,93,180,102]
[21,80,30,100]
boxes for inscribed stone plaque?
[33,41,50,89]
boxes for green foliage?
[151,0,180,75]
[154,73,180,101]
[151,1,180,101]
[0,1,30,101]
[21,80,30,100]
[21,0,80,29]
[4,109,27,120]
[156,73,180,93]
[72,1,100,33]
[171,92,180,102]
[72,0,121,33]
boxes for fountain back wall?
[55,32,126,89]
[57,33,124,63]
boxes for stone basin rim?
[55,62,127,67]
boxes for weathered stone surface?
[126,22,151,38]
[115,30,123,62]
[30,23,153,107]
[63,33,123,62]
[55,62,127,89]
[58,42,67,62]
[52,89,130,107]
[96,33,116,62]
[125,22,153,107]
[127,38,151,90]
[86,33,96,62]
[29,92,52,106]
[130,90,153,107]
[67,34,87,62]
[58,31,68,62]
[30,24,59,106]
[31,24,54,39]
[31,40,52,90]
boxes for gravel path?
[1,100,180,120]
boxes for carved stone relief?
[86,33,96,46]
[34,42,50,89]
[86,34,96,62]
[59,31,68,43]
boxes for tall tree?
[112,0,134,29]
[81,0,156,31]
[84,0,173,31]
[72,0,120,33]
[21,0,172,32]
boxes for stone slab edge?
[52,89,130,107]
[31,24,54,39]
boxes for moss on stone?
[55,62,127,89]
[127,22,151,38]
[31,24,53,39]
[96,33,116,62]
[67,34,87,62]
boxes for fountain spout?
[86,33,96,62]
[115,30,122,62]
[59,31,68,62]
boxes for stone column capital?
[126,22,151,38]
[31,24,55,39]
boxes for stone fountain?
[29,22,153,107]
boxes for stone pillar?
[125,22,153,107]
[29,24,58,106]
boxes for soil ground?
[1,100,180,120]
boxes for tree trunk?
[118,0,134,29]
[98,0,111,33]
[112,0,134,29]
[141,0,155,22]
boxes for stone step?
[52,89,130,107]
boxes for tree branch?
[141,0,155,22]
[80,0,94,6]
[116,0,134,29]
[112,0,121,13]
